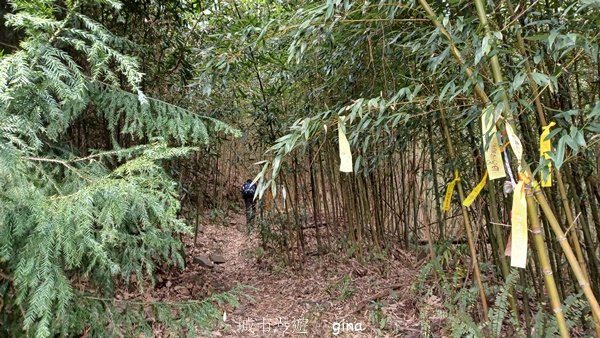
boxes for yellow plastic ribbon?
[510,180,528,268]
[338,116,353,173]
[463,171,488,207]
[505,123,524,169]
[505,122,528,267]
[481,106,506,180]
[442,172,459,212]
[539,122,556,187]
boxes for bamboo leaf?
[531,72,550,87]
[548,29,559,48]
[553,137,567,170]
[511,72,526,91]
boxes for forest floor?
[148,211,426,337]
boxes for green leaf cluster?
[0,1,238,336]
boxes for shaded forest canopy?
[1,0,600,337]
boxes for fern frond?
[487,269,519,337]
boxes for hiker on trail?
[241,179,257,224]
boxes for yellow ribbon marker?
[504,123,528,268]
[338,116,353,173]
[539,122,556,187]
[463,171,488,207]
[442,172,459,212]
[481,106,506,180]
[510,180,528,268]
[505,123,524,167]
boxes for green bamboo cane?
[503,1,600,331]
[439,108,490,320]
[527,190,570,338]
[417,0,600,327]
[556,170,589,275]
[428,117,445,238]
[488,180,519,317]
[504,0,588,282]
[570,173,600,293]
[535,186,600,322]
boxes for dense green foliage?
[0,1,238,337]
[2,0,600,336]
[192,0,600,336]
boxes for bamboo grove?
[193,0,600,336]
[1,0,600,336]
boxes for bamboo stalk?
[535,187,600,323]
[487,179,519,316]
[502,4,600,331]
[519,269,533,338]
[327,143,340,233]
[281,172,296,263]
[292,157,305,256]
[428,117,444,238]
[526,191,570,338]
[544,190,567,299]
[439,108,489,320]
[400,153,409,247]
[341,173,357,253]
[418,0,600,328]
[570,172,600,294]
[556,173,589,277]
[318,151,333,250]
[391,157,403,242]
[586,178,600,252]
[412,145,419,251]
[308,146,323,253]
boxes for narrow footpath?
[151,212,422,337]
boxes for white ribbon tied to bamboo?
[510,180,528,268]
[338,116,353,173]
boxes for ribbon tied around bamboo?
[463,170,488,207]
[505,122,528,269]
[481,105,506,180]
[539,122,556,187]
[338,115,353,173]
[442,171,460,212]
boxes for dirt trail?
[156,212,422,337]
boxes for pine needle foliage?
[0,1,239,337]
[63,289,240,338]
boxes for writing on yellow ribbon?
[505,123,524,170]
[481,106,506,180]
[443,172,460,212]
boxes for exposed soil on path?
[151,212,422,337]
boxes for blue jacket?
[241,182,256,198]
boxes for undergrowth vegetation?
[415,246,593,337]
[2,0,600,336]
